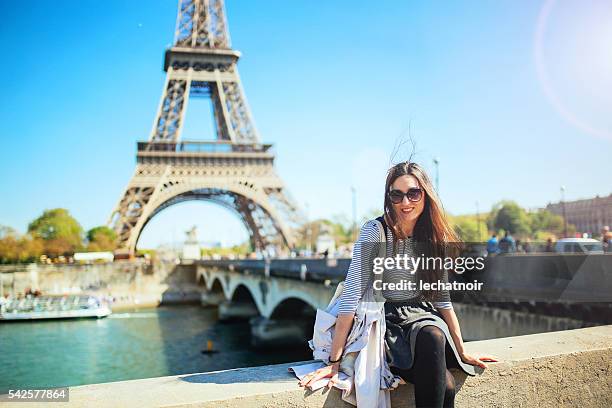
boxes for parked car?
[554,238,604,254]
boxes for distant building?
[546,194,612,236]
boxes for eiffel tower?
[108,0,303,257]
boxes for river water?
[0,305,311,393]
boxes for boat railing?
[1,295,104,313]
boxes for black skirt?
[384,300,477,376]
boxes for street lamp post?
[560,186,567,238]
[433,157,440,193]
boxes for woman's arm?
[299,221,379,389]
[437,307,466,357]
[298,312,354,389]
[329,312,354,362]
[437,307,498,368]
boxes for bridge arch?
[269,297,317,320]
[230,284,258,304]
[209,277,224,295]
[265,287,323,319]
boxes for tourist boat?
[0,294,112,321]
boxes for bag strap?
[375,215,388,260]
[375,214,387,236]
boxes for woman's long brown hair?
[382,162,460,301]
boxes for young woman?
[299,161,497,408]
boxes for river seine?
[0,305,311,393]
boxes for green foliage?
[529,209,564,237]
[86,226,117,252]
[488,201,531,236]
[87,226,116,243]
[27,208,84,256]
[451,215,488,242]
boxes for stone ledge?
[1,326,611,407]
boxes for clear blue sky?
[1,0,610,248]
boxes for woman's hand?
[298,363,339,389]
[459,352,498,369]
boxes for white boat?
[0,294,112,321]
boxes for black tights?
[391,326,458,408]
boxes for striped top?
[337,219,453,315]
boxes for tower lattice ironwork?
[108,0,303,256]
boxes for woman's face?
[390,175,425,224]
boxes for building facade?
[546,194,612,236]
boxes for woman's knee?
[416,325,446,352]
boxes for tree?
[0,225,44,264]
[0,234,18,263]
[488,201,531,237]
[86,226,118,252]
[18,236,44,263]
[42,237,74,258]
[451,215,487,242]
[529,209,562,236]
[28,209,84,256]
[529,209,575,239]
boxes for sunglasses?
[388,188,423,204]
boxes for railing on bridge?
[197,258,351,283]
